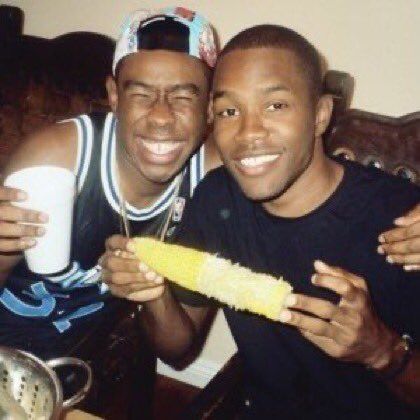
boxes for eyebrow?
[167,83,201,96]
[213,84,291,101]
[263,84,291,94]
[212,90,228,101]
[123,80,200,95]
[123,80,154,91]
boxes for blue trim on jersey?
[0,282,56,317]
[0,263,107,332]
[53,302,105,333]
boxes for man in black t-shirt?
[103,23,420,419]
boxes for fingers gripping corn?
[133,237,293,321]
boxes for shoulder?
[349,161,418,201]
[180,167,240,232]
[338,160,420,224]
[193,166,238,202]
[3,119,80,177]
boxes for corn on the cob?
[133,237,293,321]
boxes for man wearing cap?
[0,6,218,367]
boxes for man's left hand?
[378,203,420,271]
[279,260,398,369]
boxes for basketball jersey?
[0,112,205,348]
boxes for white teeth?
[239,154,278,167]
[142,140,180,155]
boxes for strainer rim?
[0,345,63,420]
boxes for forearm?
[380,349,420,407]
[376,350,420,406]
[140,286,203,366]
[370,331,420,407]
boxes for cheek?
[270,115,314,150]
[176,107,206,138]
[213,121,237,153]
[116,101,148,134]
[125,102,149,122]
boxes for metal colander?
[0,346,92,420]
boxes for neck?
[116,142,172,209]
[263,141,344,218]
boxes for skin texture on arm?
[0,122,78,286]
[279,261,420,407]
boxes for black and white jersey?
[0,112,205,354]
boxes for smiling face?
[211,47,331,204]
[107,50,210,185]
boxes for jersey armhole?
[59,115,93,194]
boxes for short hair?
[219,24,323,100]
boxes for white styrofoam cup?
[4,166,76,275]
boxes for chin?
[229,171,287,203]
[144,169,180,184]
[234,180,283,202]
[141,163,184,184]
[245,188,285,203]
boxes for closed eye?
[172,95,193,102]
[131,92,152,99]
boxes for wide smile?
[138,137,185,165]
[234,153,281,176]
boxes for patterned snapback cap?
[113,6,217,74]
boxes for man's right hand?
[102,236,212,365]
[0,185,48,253]
[100,234,165,302]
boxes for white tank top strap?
[189,143,206,197]
[59,114,94,193]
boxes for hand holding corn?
[132,237,293,321]
[100,234,165,303]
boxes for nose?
[147,99,175,130]
[235,111,267,148]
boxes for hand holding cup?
[0,184,48,253]
[4,166,76,274]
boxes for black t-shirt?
[174,160,420,419]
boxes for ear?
[314,94,333,138]
[207,92,214,125]
[106,76,118,113]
